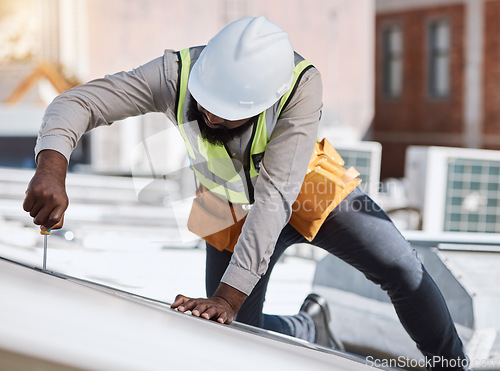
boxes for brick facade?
[374,4,465,178]
[483,0,500,149]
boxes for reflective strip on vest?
[278,60,313,117]
[177,47,313,204]
[176,48,195,159]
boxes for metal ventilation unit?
[334,141,382,197]
[406,146,500,233]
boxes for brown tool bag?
[288,138,361,242]
[187,138,361,252]
[187,185,249,252]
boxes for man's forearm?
[36,150,68,178]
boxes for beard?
[186,97,257,146]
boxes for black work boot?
[299,293,345,351]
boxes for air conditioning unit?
[405,146,500,233]
[334,141,382,197]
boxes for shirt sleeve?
[35,49,179,163]
[221,68,323,295]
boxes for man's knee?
[373,251,425,295]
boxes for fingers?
[39,214,65,232]
[217,312,231,324]
[191,303,210,318]
[198,306,231,324]
[171,295,235,324]
[192,304,232,324]
[23,150,69,229]
[50,215,65,230]
[32,204,53,226]
[171,294,190,309]
[173,297,202,313]
[31,203,66,230]
[42,205,66,230]
[23,174,68,230]
[22,191,35,213]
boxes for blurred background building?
[1,0,499,233]
[0,0,88,168]
[374,0,500,178]
[0,0,375,176]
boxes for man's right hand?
[23,150,69,231]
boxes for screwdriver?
[41,229,51,270]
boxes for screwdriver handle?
[40,229,51,235]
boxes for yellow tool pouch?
[288,138,361,241]
[187,138,361,251]
[187,185,248,252]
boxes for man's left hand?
[171,283,247,324]
[171,295,235,324]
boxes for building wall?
[483,0,500,149]
[85,0,374,138]
[84,0,375,174]
[374,3,466,178]
[1,0,375,172]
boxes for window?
[428,19,451,98]
[382,25,403,98]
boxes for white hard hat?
[188,16,295,121]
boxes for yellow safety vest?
[175,47,361,251]
[176,47,313,204]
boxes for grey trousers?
[205,187,468,370]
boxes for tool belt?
[187,184,248,252]
[187,138,361,252]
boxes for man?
[24,16,468,369]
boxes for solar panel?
[444,158,500,233]
[406,146,500,233]
[335,141,382,197]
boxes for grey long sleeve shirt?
[36,49,323,296]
